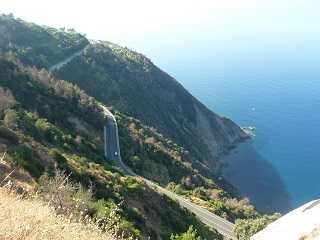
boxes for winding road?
[49,48,237,240]
[101,105,237,240]
[49,45,90,72]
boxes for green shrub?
[90,199,110,219]
[35,118,57,142]
[170,226,201,240]
[0,126,19,144]
[38,170,93,218]
[91,200,142,239]
[125,206,145,226]
[48,149,69,170]
[11,145,44,178]
[130,155,142,170]
[0,14,88,68]
[3,109,18,129]
[234,213,281,240]
[125,176,140,193]
[167,182,187,195]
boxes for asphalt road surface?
[49,45,89,72]
[49,52,237,239]
[101,104,237,240]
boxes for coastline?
[221,138,292,214]
[241,126,256,138]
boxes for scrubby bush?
[170,226,201,240]
[167,182,187,195]
[234,213,281,240]
[224,198,257,220]
[38,170,141,240]
[38,170,93,218]
[35,118,51,132]
[0,87,16,114]
[11,145,44,178]
[124,177,141,193]
[3,109,18,129]
[0,49,250,239]
[0,126,19,144]
[0,14,89,68]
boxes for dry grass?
[0,188,113,240]
[300,227,320,240]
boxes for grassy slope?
[0,14,270,239]
[0,57,221,240]
[0,188,114,240]
[117,112,257,222]
[55,42,248,172]
[54,43,256,221]
[0,14,88,68]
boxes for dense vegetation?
[170,226,201,240]
[0,57,221,239]
[0,14,88,68]
[234,213,281,240]
[117,112,258,222]
[54,42,248,175]
[0,15,281,240]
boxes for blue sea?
[139,41,320,213]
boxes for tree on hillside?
[0,87,16,113]
[4,109,18,129]
[170,226,201,240]
[234,213,281,240]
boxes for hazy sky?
[1,0,319,71]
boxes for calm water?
[143,44,320,213]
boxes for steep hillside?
[0,14,88,68]
[0,57,221,240]
[0,13,248,175]
[0,188,114,240]
[117,112,258,222]
[55,41,248,173]
[0,15,264,239]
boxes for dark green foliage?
[0,14,88,68]
[0,17,258,239]
[0,56,222,240]
[11,145,44,178]
[0,58,104,131]
[48,148,69,170]
[54,42,247,175]
[116,113,257,222]
[117,114,212,187]
[126,181,222,240]
[0,57,105,163]
[3,109,18,129]
[54,43,211,162]
[0,126,19,144]
[234,213,281,240]
[170,226,201,240]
